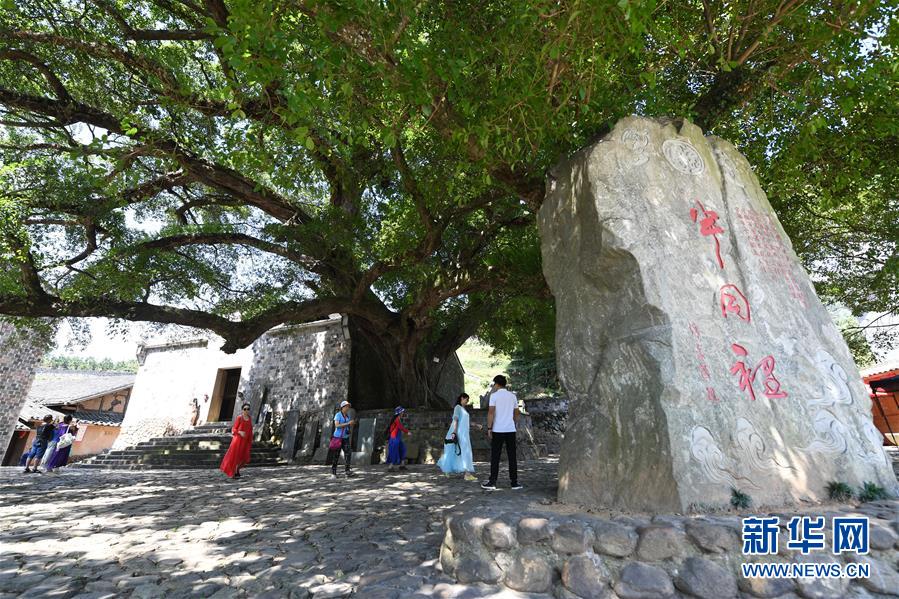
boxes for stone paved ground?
[0,460,560,599]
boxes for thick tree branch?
[133,232,321,270]
[0,49,71,101]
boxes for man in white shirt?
[482,375,522,490]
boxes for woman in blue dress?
[437,393,479,480]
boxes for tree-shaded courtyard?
[0,1,895,405]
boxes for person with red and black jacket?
[386,407,412,472]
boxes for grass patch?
[730,488,751,509]
[857,481,889,503]
[826,481,854,502]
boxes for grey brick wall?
[0,322,45,454]
[240,318,351,418]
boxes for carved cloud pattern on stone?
[733,417,794,474]
[801,410,850,455]
[808,350,855,408]
[690,426,757,488]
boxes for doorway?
[212,368,242,422]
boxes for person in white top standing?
[482,375,522,490]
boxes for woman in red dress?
[220,403,253,479]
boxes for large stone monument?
[539,116,898,511]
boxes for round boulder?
[674,557,737,599]
[504,549,553,593]
[483,520,517,550]
[552,521,591,555]
[562,554,611,599]
[518,517,552,545]
[613,561,674,599]
[636,526,686,561]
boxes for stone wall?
[286,407,545,465]
[114,339,250,448]
[0,322,46,455]
[441,495,899,598]
[240,318,351,416]
[524,397,569,455]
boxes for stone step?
[76,462,280,471]
[73,422,286,470]
[97,452,281,462]
[136,434,232,443]
[88,457,282,466]
[86,454,282,465]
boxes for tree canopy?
[0,0,895,403]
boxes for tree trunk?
[346,317,458,410]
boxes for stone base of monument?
[441,494,899,597]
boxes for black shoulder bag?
[444,432,461,456]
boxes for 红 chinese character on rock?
[690,200,725,269]
[729,344,788,401]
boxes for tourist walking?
[220,403,253,479]
[41,415,72,470]
[330,400,356,477]
[481,375,522,490]
[437,394,479,480]
[22,415,55,474]
[386,407,411,472]
[40,414,72,471]
[45,425,78,473]
[189,397,200,427]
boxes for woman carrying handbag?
[437,393,479,481]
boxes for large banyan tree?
[1,1,896,405]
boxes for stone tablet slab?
[297,419,319,459]
[280,410,301,461]
[538,116,898,511]
[350,417,377,466]
[312,420,333,463]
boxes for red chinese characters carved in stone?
[690,200,725,269]
[719,284,751,323]
[729,343,788,401]
[756,355,787,399]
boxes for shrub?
[730,488,751,509]
[857,482,889,503]
[826,481,854,502]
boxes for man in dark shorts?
[23,415,56,474]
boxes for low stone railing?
[440,497,899,598]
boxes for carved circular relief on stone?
[662,139,705,175]
[622,128,649,152]
[620,128,650,168]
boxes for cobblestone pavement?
[0,460,559,599]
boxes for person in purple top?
[39,414,72,471]
[45,424,78,473]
